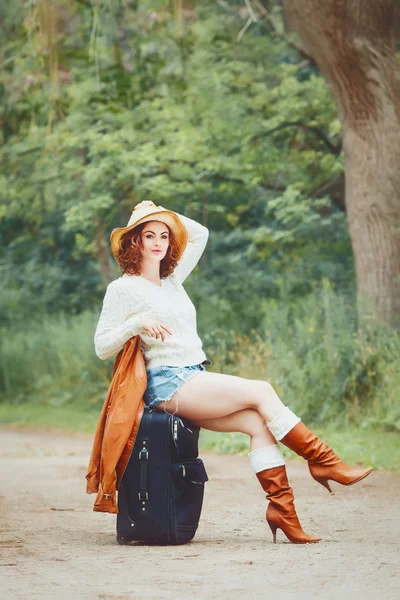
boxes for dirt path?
[0,426,399,600]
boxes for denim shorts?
[143,362,210,414]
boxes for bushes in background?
[1,281,398,432]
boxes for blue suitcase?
[116,409,209,544]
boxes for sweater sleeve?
[94,283,144,360]
[167,210,209,284]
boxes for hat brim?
[110,209,188,262]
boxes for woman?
[94,199,373,544]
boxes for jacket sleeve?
[94,283,144,360]
[167,210,209,284]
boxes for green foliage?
[0,0,348,321]
[1,285,398,436]
[0,2,397,437]
[0,310,111,408]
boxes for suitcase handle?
[138,441,149,511]
[171,416,200,459]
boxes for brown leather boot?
[280,422,373,494]
[256,466,321,544]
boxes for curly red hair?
[115,221,181,278]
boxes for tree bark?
[282,0,400,325]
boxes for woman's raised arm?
[166,209,209,284]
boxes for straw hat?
[110,202,188,261]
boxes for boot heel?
[313,475,334,495]
[267,520,278,544]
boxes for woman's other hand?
[140,316,172,342]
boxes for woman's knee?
[246,379,277,409]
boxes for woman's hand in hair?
[140,316,172,342]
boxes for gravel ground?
[0,425,399,600]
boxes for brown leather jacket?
[85,336,147,514]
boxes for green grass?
[0,402,398,470]
[0,402,100,434]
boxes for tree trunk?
[282,0,400,325]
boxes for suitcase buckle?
[138,491,149,500]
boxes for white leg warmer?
[266,406,301,441]
[248,444,286,474]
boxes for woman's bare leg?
[189,408,277,451]
[154,370,285,424]
[159,384,323,543]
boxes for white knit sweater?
[94,211,209,370]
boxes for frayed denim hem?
[145,368,204,416]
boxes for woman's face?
[140,220,170,262]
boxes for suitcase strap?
[138,438,149,516]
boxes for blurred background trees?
[0,1,399,434]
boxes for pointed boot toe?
[309,462,373,493]
[267,505,321,544]
[280,423,374,493]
